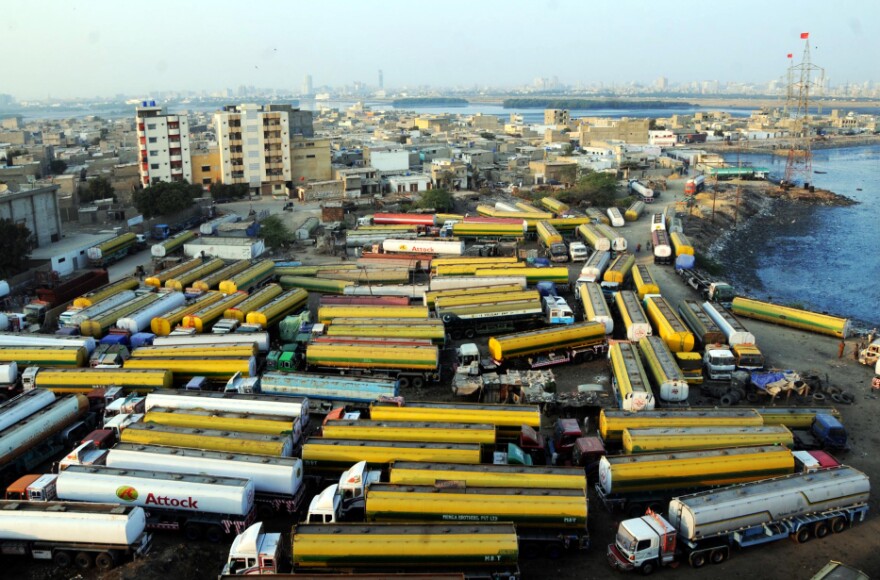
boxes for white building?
[385,172,432,194]
[214,104,291,196]
[364,146,409,172]
[648,130,676,148]
[136,102,192,186]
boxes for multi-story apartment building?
[214,104,291,196]
[136,102,192,186]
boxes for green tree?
[79,175,116,203]
[557,171,619,207]
[209,182,249,201]
[414,188,453,212]
[48,159,68,174]
[132,181,198,218]
[0,218,32,277]
[260,215,293,251]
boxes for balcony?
[170,155,183,162]
[168,128,180,136]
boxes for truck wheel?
[397,376,411,389]
[746,392,759,403]
[831,517,847,533]
[205,525,224,543]
[464,328,476,339]
[831,393,843,404]
[689,552,707,568]
[795,527,812,543]
[719,394,734,406]
[53,551,72,567]
[95,552,116,571]
[710,548,727,564]
[640,561,655,575]
[813,522,829,539]
[74,551,93,569]
[841,392,855,404]
[184,522,203,541]
[410,376,425,389]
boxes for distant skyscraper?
[302,74,313,96]
[655,76,668,91]
[378,69,384,90]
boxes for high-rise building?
[136,101,192,187]
[214,104,291,196]
[378,69,384,90]
[302,74,313,96]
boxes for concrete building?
[528,159,578,185]
[214,104,291,196]
[191,147,223,190]
[291,136,332,183]
[579,118,649,145]
[544,109,570,126]
[648,130,677,148]
[386,173,432,194]
[0,184,62,248]
[136,102,192,186]
[363,146,409,172]
[430,159,467,190]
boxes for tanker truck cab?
[608,510,677,573]
[5,474,56,501]
[335,461,381,517]
[703,347,736,380]
[222,522,283,575]
[306,484,344,523]
[733,344,764,370]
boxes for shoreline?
[700,134,880,154]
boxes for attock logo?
[116,486,139,502]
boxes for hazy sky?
[3,0,879,99]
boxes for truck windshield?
[710,353,735,366]
[616,526,638,554]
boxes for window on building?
[150,163,159,169]
[248,150,259,159]
[149,150,158,156]
[247,125,258,133]
[148,137,157,143]
[202,178,212,185]
[201,165,210,172]
[249,163,260,171]
[248,138,259,146]
[147,123,156,130]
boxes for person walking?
[636,243,641,253]
[838,339,846,359]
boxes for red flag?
[800,32,809,39]
[787,53,793,58]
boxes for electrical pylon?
[783,33,825,188]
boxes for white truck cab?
[703,348,736,380]
[569,242,589,262]
[222,522,282,575]
[609,511,677,572]
[58,440,108,470]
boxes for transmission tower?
[783,33,825,188]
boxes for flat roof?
[30,232,115,259]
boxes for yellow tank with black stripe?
[632,264,660,299]
[432,256,520,268]
[218,259,275,294]
[275,264,359,276]
[424,283,523,306]
[487,321,606,362]
[322,420,497,444]
[121,422,292,456]
[317,305,428,323]
[246,288,309,329]
[144,406,294,435]
[542,217,592,231]
[475,267,569,285]
[669,231,694,256]
[144,257,203,288]
[598,445,795,495]
[622,425,795,454]
[150,291,224,336]
[369,401,541,430]
[434,262,526,277]
[181,292,249,332]
[365,484,587,528]
[434,290,539,309]
[731,296,850,338]
[389,461,586,491]
[540,197,570,216]
[223,283,282,322]
[609,342,655,412]
[30,368,172,393]
[130,344,257,358]
[74,277,140,308]
[645,296,695,353]
[278,276,353,293]
[123,355,256,380]
[0,346,88,368]
[326,320,446,343]
[302,439,482,473]
[291,522,519,568]
[753,407,841,429]
[164,258,225,291]
[306,343,438,371]
[536,221,564,247]
[599,408,764,444]
[192,260,250,292]
[80,293,160,338]
[451,222,526,238]
[603,253,635,284]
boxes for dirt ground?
[8,180,879,580]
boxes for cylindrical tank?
[625,201,645,222]
[0,395,89,464]
[0,501,147,546]
[317,305,428,323]
[116,291,186,334]
[0,281,9,299]
[144,256,203,288]
[181,292,248,332]
[123,355,257,380]
[0,346,88,368]
[151,230,196,258]
[487,321,606,362]
[278,276,353,294]
[475,267,569,285]
[306,343,438,371]
[64,290,138,328]
[120,422,293,456]
[80,293,161,338]
[192,260,250,293]
[275,264,359,277]
[150,291,224,336]
[295,217,320,240]
[223,283,283,322]
[623,425,795,454]
[164,258,225,292]
[245,288,308,329]
[73,277,140,309]
[373,213,438,226]
[56,464,255,516]
[145,390,308,421]
[599,408,764,444]
[106,443,302,497]
[0,333,97,355]
[200,214,241,235]
[144,406,294,435]
[0,388,55,432]
[151,332,270,353]
[218,260,275,294]
[30,368,173,393]
[369,402,540,430]
[731,297,850,338]
[668,466,870,541]
[323,420,496,445]
[388,461,585,491]
[130,344,256,358]
[86,233,136,261]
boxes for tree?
[209,182,249,201]
[260,215,293,252]
[48,159,68,175]
[132,181,198,218]
[0,218,32,277]
[79,175,116,203]
[414,188,454,212]
[557,171,619,207]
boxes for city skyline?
[2,0,879,100]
